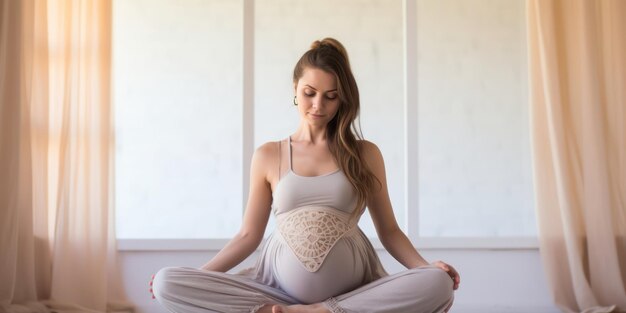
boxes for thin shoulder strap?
[277,140,281,179]
[287,136,293,171]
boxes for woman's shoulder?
[253,140,282,160]
[249,140,282,172]
[357,139,381,155]
[356,139,385,165]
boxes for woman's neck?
[292,126,329,145]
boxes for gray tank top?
[271,136,359,216]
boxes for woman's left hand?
[431,260,460,290]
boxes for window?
[114,0,243,239]
[114,0,536,244]
[416,0,535,237]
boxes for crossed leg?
[153,265,454,313]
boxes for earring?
[293,96,298,106]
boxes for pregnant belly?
[274,237,365,304]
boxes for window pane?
[416,0,536,236]
[254,0,405,238]
[114,0,243,239]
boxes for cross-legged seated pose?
[150,38,460,313]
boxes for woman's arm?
[360,140,429,268]
[200,143,275,272]
[362,140,460,289]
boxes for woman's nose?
[312,95,323,109]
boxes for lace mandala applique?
[277,207,356,272]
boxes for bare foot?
[255,304,275,313]
[271,303,329,313]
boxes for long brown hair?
[293,38,381,221]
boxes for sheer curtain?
[0,0,131,312]
[527,0,626,312]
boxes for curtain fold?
[0,0,131,312]
[527,1,626,312]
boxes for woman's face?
[294,67,340,128]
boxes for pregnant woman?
[151,38,460,313]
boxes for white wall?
[416,0,535,237]
[113,0,244,239]
[121,248,559,313]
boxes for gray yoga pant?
[152,265,454,313]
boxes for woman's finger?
[446,264,460,289]
[433,261,460,289]
[149,273,155,297]
[435,261,449,272]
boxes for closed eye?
[303,90,337,99]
